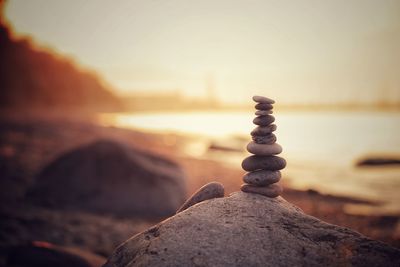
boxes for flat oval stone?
[252,133,277,144]
[253,115,275,126]
[252,95,275,104]
[251,125,277,136]
[243,170,281,186]
[247,142,282,155]
[241,183,283,198]
[255,110,272,116]
[255,103,273,110]
[241,155,286,171]
[176,182,224,213]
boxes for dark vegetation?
[0,21,121,112]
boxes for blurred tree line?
[0,2,122,112]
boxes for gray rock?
[247,142,282,155]
[241,183,282,198]
[255,110,273,115]
[253,115,275,126]
[252,95,275,104]
[103,192,400,267]
[242,155,286,171]
[356,157,400,167]
[252,133,277,144]
[243,170,281,186]
[28,139,187,218]
[176,182,224,213]
[251,125,277,136]
[255,103,273,110]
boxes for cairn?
[241,95,286,197]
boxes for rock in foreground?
[28,139,186,218]
[104,192,400,267]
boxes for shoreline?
[97,109,400,216]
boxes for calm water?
[99,110,400,214]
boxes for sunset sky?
[4,0,400,104]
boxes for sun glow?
[5,0,400,105]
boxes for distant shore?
[119,102,400,113]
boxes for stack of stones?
[241,95,286,198]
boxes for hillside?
[0,22,122,112]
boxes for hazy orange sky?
[5,0,400,104]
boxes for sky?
[4,0,400,104]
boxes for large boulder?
[104,192,400,267]
[27,140,186,218]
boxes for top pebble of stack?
[252,95,275,104]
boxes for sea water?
[99,110,400,214]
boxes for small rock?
[356,157,400,167]
[255,103,273,110]
[255,110,273,116]
[252,134,277,144]
[242,155,286,171]
[251,125,277,136]
[252,95,275,104]
[253,115,275,126]
[176,182,224,213]
[243,170,281,186]
[246,142,282,155]
[241,183,283,198]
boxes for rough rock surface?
[103,192,400,267]
[27,139,187,218]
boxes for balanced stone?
[241,183,283,198]
[240,95,286,199]
[253,115,275,126]
[255,110,272,116]
[252,133,277,144]
[243,170,281,186]
[255,103,273,110]
[251,125,277,136]
[242,155,286,171]
[247,142,282,155]
[252,95,275,104]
